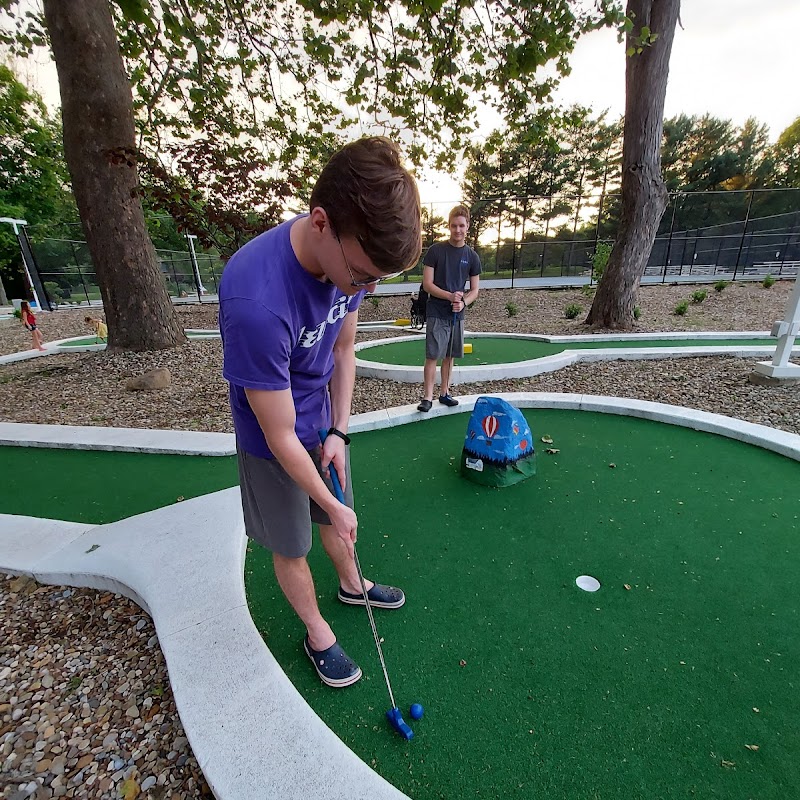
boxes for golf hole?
[576,575,601,592]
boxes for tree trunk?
[586,0,681,329]
[42,0,185,350]
[0,274,8,307]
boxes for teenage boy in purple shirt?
[219,138,422,687]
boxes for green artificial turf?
[359,336,778,366]
[245,410,800,799]
[59,336,106,347]
[0,447,238,523]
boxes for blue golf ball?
[409,703,424,720]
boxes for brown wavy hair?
[310,137,422,273]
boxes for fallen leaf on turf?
[541,436,553,444]
[609,463,616,468]
[85,544,100,554]
[459,659,467,667]
[753,707,760,713]
[721,760,736,768]
[745,744,759,751]
[176,496,185,502]
[624,584,631,590]
[545,448,560,454]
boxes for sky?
[417,0,800,205]
[11,0,799,207]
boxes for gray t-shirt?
[423,242,482,320]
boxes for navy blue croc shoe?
[303,636,362,688]
[338,583,406,609]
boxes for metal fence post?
[662,194,678,283]
[732,191,755,281]
[510,196,519,289]
[70,241,91,303]
[169,257,181,295]
[778,218,799,274]
[494,201,502,275]
[186,234,205,302]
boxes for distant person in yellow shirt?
[85,315,108,341]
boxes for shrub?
[762,274,776,288]
[369,295,380,308]
[691,289,707,304]
[12,308,21,319]
[674,300,689,316]
[592,242,612,283]
[633,305,641,320]
[43,281,70,301]
[580,284,595,297]
[714,280,729,293]
[564,303,582,320]
[505,302,519,317]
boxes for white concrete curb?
[355,330,792,384]
[0,422,235,455]
[2,396,800,799]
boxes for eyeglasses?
[336,235,403,287]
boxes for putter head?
[386,707,414,740]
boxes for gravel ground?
[2,281,799,799]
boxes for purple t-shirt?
[219,216,363,458]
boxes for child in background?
[20,301,45,351]
[85,315,108,341]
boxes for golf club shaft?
[320,432,398,711]
[352,547,397,710]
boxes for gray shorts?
[425,316,464,360]
[237,446,354,558]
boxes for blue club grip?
[319,429,346,503]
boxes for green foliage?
[564,303,582,319]
[661,114,774,193]
[3,0,625,251]
[762,274,776,288]
[505,302,519,318]
[673,300,689,316]
[714,280,729,292]
[691,289,707,304]
[462,109,623,254]
[369,295,380,308]
[0,65,77,279]
[774,116,800,188]
[580,284,595,297]
[11,308,21,319]
[421,206,448,248]
[620,13,660,56]
[43,280,65,300]
[592,242,613,283]
[633,305,641,320]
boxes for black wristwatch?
[327,427,351,445]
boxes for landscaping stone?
[124,367,171,392]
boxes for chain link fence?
[17,189,800,306]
